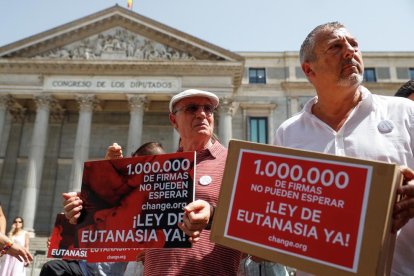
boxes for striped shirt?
[144,141,242,276]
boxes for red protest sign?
[211,140,400,276]
[48,213,144,262]
[48,213,87,260]
[75,152,195,250]
[227,149,370,270]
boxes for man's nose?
[343,41,356,59]
[194,107,207,117]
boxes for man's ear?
[169,113,177,129]
[302,62,314,78]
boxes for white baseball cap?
[169,89,219,112]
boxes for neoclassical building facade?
[0,5,413,235]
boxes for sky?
[0,0,413,53]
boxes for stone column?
[289,96,299,117]
[126,95,147,156]
[218,97,238,147]
[69,95,98,192]
[0,95,11,148]
[268,108,276,144]
[20,95,54,232]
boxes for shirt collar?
[304,85,372,115]
[177,139,220,159]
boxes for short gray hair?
[299,22,346,64]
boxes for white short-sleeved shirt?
[274,86,414,276]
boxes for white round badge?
[199,175,212,186]
[377,120,394,134]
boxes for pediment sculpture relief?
[34,27,196,61]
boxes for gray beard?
[338,73,363,87]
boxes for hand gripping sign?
[211,140,401,276]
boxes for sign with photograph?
[48,213,87,260]
[48,213,143,262]
[211,140,400,276]
[75,152,196,250]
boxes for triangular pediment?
[29,26,200,61]
[0,5,243,62]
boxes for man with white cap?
[63,89,243,275]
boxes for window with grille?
[249,117,268,143]
[363,68,377,82]
[249,68,266,84]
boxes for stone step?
[29,236,48,255]
[26,236,52,276]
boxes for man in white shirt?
[274,22,414,276]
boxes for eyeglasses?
[173,104,215,116]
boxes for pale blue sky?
[0,0,413,52]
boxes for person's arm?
[8,222,16,238]
[0,205,6,235]
[393,166,414,233]
[0,232,32,264]
[178,199,214,243]
[24,231,29,251]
